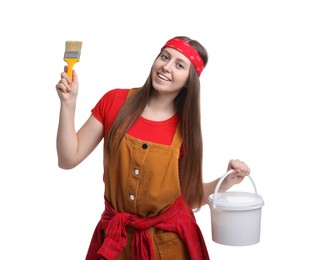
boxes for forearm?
[202,178,230,206]
[56,103,79,169]
[202,179,217,206]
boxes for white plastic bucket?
[208,170,264,246]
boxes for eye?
[176,63,185,69]
[161,53,169,61]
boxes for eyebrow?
[163,48,190,65]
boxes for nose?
[162,60,174,72]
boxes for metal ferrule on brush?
[64,51,81,59]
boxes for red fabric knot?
[96,196,210,260]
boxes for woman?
[56,36,250,260]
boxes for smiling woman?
[55,35,250,260]
[151,48,191,97]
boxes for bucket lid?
[208,191,264,211]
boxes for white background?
[0,0,310,259]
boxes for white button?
[134,169,140,175]
[130,194,135,201]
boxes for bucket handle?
[211,169,258,209]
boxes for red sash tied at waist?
[97,196,210,260]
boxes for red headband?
[162,38,204,77]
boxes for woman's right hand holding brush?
[56,66,79,106]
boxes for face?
[151,47,191,96]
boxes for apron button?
[130,194,135,201]
[142,143,148,149]
[134,169,140,175]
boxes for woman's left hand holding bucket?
[220,159,251,191]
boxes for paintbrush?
[63,41,83,80]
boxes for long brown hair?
[105,36,208,208]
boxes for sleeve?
[91,88,130,136]
[91,89,118,124]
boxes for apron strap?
[170,123,183,149]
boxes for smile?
[157,73,171,81]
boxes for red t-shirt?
[91,88,179,146]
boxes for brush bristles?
[65,41,82,52]
[64,41,82,59]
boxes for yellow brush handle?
[64,58,80,80]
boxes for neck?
[142,92,176,121]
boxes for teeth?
[158,73,170,81]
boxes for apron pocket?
[154,231,189,260]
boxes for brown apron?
[103,122,190,259]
